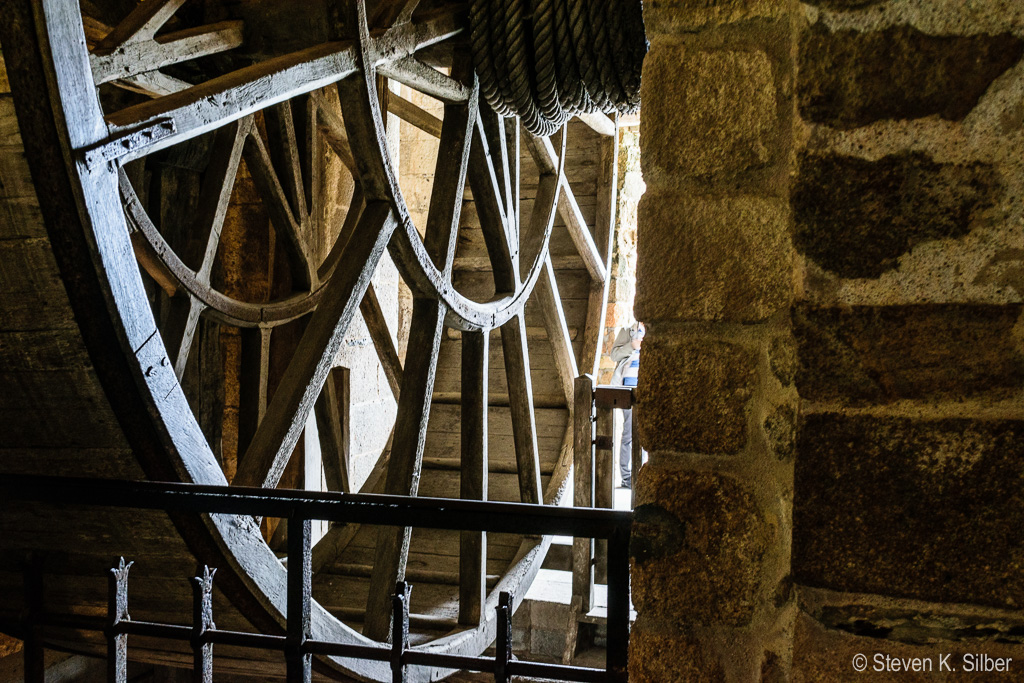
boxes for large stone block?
[794,611,1024,682]
[632,466,774,627]
[794,415,1024,609]
[637,336,757,454]
[629,620,724,682]
[636,194,792,323]
[642,46,778,181]
[794,304,1024,404]
[644,0,784,32]
[799,24,1024,129]
[794,152,1001,279]
[802,0,884,7]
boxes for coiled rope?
[469,0,647,136]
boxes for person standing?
[610,321,644,489]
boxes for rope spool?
[469,0,648,135]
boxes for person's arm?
[609,326,634,364]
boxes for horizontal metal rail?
[0,474,630,537]
[5,475,631,683]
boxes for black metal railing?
[3,475,631,683]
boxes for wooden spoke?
[243,127,314,290]
[314,95,359,175]
[506,117,521,239]
[459,329,489,625]
[114,70,193,97]
[387,93,442,139]
[194,118,251,282]
[526,135,607,284]
[232,202,396,490]
[362,79,474,636]
[102,11,461,161]
[576,112,616,137]
[237,326,272,461]
[372,0,423,28]
[92,19,244,86]
[535,256,578,407]
[318,185,365,282]
[263,102,309,227]
[482,110,514,236]
[363,297,447,640]
[377,57,470,104]
[162,295,205,379]
[314,369,350,494]
[93,0,187,52]
[360,283,403,400]
[424,79,477,276]
[500,311,542,504]
[468,119,515,291]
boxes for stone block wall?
[632,0,799,679]
[789,0,1024,678]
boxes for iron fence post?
[606,528,630,682]
[22,555,44,683]
[286,517,312,683]
[391,582,410,683]
[190,566,216,683]
[106,558,132,683]
[495,591,513,683]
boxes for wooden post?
[631,391,642,509]
[571,375,595,654]
[594,404,614,584]
[459,330,489,625]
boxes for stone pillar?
[789,2,1024,677]
[631,1,798,680]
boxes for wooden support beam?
[594,404,614,584]
[314,95,358,174]
[387,93,442,138]
[525,136,606,284]
[572,375,595,614]
[363,83,471,639]
[243,127,314,290]
[459,330,489,625]
[314,368,350,493]
[92,20,243,85]
[378,56,470,104]
[535,255,578,407]
[93,0,186,51]
[101,8,462,160]
[581,134,618,377]
[363,298,446,640]
[360,282,403,399]
[576,112,616,137]
[501,311,542,505]
[468,117,514,290]
[233,203,396,490]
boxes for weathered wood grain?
[459,329,488,625]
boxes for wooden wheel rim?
[341,0,565,334]
[7,0,577,679]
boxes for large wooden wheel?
[0,0,619,679]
